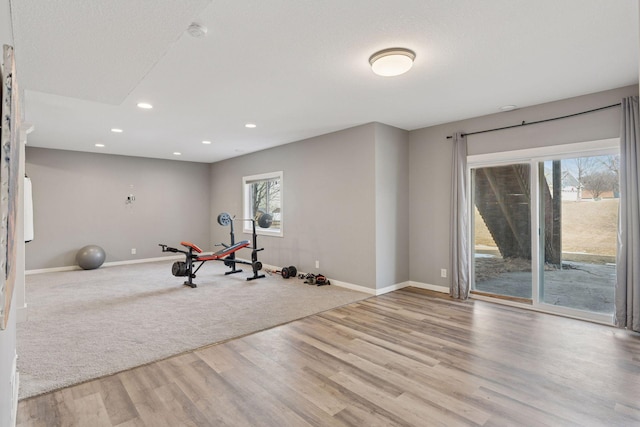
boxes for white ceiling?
[9,0,639,163]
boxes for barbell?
[217,212,273,229]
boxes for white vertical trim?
[467,166,475,294]
[16,304,27,323]
[10,353,18,427]
[531,160,541,305]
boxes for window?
[243,171,283,236]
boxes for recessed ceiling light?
[202,140,212,144]
[245,123,257,128]
[95,143,105,147]
[111,128,123,133]
[173,152,182,156]
[500,105,518,112]
[137,102,153,109]
[369,48,416,77]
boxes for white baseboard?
[26,265,79,275]
[102,255,183,267]
[374,281,411,295]
[330,280,418,296]
[407,281,450,294]
[26,255,183,275]
[329,279,377,295]
[26,260,451,300]
[273,273,448,297]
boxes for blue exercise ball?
[76,245,106,270]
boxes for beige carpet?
[17,260,369,399]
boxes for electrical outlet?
[315,260,320,269]
[441,268,447,278]
[131,248,136,255]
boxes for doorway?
[470,141,619,322]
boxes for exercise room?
[1,1,639,426]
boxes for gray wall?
[374,123,410,289]
[25,147,211,269]
[210,124,379,289]
[409,84,639,288]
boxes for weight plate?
[217,212,232,226]
[288,266,297,277]
[172,261,188,277]
[258,213,273,229]
[281,267,290,279]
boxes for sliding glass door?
[540,155,619,314]
[470,143,619,321]
[472,164,532,301]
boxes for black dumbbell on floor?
[280,265,297,279]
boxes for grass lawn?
[475,198,618,257]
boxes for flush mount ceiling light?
[111,128,123,133]
[245,123,257,128]
[369,48,416,77]
[173,152,182,156]
[95,143,105,147]
[202,140,212,144]
[137,102,153,109]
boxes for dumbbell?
[279,265,297,279]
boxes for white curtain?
[616,96,640,332]
[451,132,469,299]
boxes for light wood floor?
[17,288,640,426]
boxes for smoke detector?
[187,22,208,38]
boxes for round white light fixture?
[173,152,182,156]
[202,140,212,144]
[95,143,105,147]
[137,102,153,109]
[369,48,416,77]
[111,128,123,133]
[245,123,257,128]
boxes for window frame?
[242,171,283,237]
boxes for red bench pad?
[195,240,250,261]
[180,241,203,253]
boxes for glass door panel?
[540,156,618,314]
[472,164,532,300]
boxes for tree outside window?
[243,171,283,236]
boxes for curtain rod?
[446,103,621,139]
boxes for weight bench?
[184,240,250,261]
[159,240,252,287]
